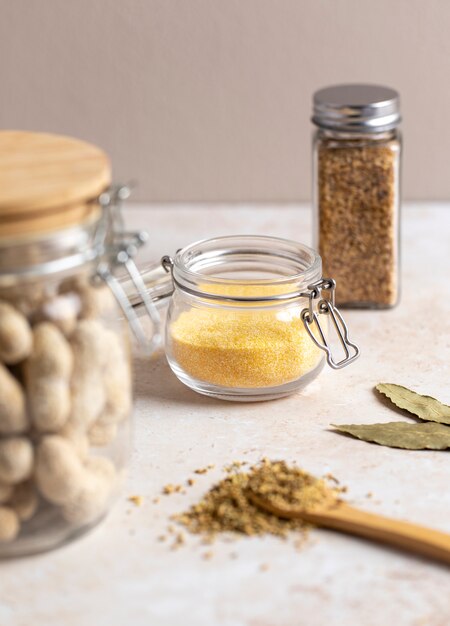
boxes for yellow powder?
[169,284,323,388]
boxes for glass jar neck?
[0,185,138,286]
[0,214,107,286]
[171,235,322,304]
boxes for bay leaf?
[331,422,450,450]
[376,383,450,425]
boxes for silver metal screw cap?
[312,84,401,132]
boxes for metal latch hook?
[301,279,360,369]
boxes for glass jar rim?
[172,235,322,302]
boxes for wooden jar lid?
[0,131,111,237]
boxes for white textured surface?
[1,204,450,626]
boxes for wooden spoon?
[248,492,450,565]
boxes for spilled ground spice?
[128,495,143,507]
[162,484,183,495]
[173,459,342,541]
[194,464,215,475]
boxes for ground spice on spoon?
[173,459,342,541]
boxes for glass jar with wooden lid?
[0,131,159,557]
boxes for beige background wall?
[0,1,448,202]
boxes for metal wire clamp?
[96,185,162,354]
[301,279,360,369]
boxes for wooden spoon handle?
[306,503,450,565]
[248,493,450,565]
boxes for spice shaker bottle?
[312,84,402,308]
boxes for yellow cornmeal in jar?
[169,284,323,388]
